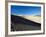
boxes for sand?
[19,16,41,23]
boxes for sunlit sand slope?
[21,16,41,23]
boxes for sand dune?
[12,14,41,23]
[11,15,41,31]
[17,15,41,23]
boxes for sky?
[11,5,41,16]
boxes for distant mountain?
[35,15,41,16]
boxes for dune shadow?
[11,15,41,31]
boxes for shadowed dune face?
[11,15,41,31]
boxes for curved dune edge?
[22,16,41,23]
[16,15,41,23]
[12,14,41,23]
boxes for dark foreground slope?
[11,15,41,31]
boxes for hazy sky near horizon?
[11,5,41,16]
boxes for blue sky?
[11,5,41,16]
